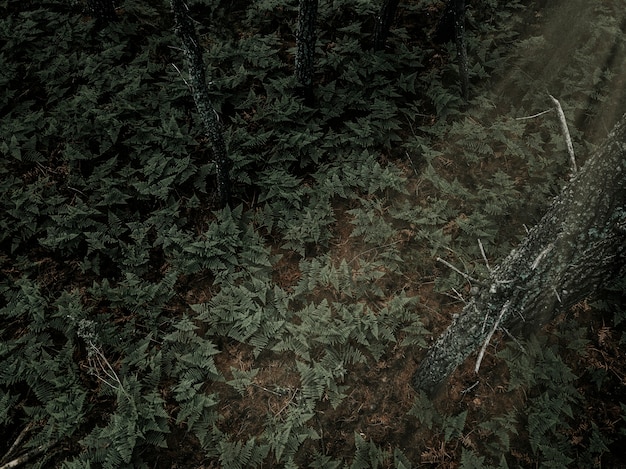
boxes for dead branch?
[436,257,488,287]
[475,300,510,373]
[0,422,34,465]
[549,94,577,174]
[515,108,552,120]
[0,444,52,469]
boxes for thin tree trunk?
[171,0,231,207]
[412,113,626,397]
[295,0,319,106]
[433,0,455,44]
[86,0,117,23]
[433,0,469,101]
[454,0,469,101]
[373,0,400,51]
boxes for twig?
[275,388,299,417]
[252,383,284,396]
[349,241,401,264]
[475,300,510,373]
[502,328,526,353]
[477,239,491,273]
[548,94,577,174]
[461,380,479,394]
[1,422,34,464]
[405,151,420,177]
[87,342,128,397]
[0,444,52,469]
[514,108,552,120]
[170,63,190,88]
[436,257,488,287]
[450,287,467,304]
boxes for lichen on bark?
[171,0,231,207]
[412,113,626,396]
[295,0,319,105]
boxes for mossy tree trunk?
[171,0,231,207]
[412,114,626,397]
[295,0,319,105]
[373,0,400,51]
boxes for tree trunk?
[433,0,456,43]
[373,0,400,51]
[433,0,469,101]
[171,0,231,208]
[86,0,117,23]
[453,0,469,101]
[295,0,319,106]
[412,113,626,397]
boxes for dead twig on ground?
[0,443,54,469]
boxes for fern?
[309,451,343,469]
[265,402,319,463]
[479,412,519,455]
[297,361,348,409]
[351,432,388,469]
[408,391,441,430]
[163,315,221,382]
[227,367,260,396]
[459,448,509,469]
[211,430,270,469]
[443,410,468,443]
[3,0,622,466]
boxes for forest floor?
[170,2,626,466]
[2,0,626,467]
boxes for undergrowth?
[1,0,625,467]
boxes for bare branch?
[515,108,552,120]
[461,380,479,394]
[0,444,52,469]
[1,423,34,465]
[436,257,488,287]
[475,300,510,373]
[549,94,577,174]
[451,287,467,304]
[478,239,491,273]
[170,63,190,88]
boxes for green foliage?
[209,430,270,469]
[2,0,624,467]
[265,400,318,463]
[496,330,621,467]
[478,412,519,456]
[460,448,510,469]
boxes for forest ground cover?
[1,0,625,467]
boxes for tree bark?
[373,0,400,51]
[86,0,117,24]
[433,0,469,101]
[295,0,319,106]
[412,113,626,397]
[171,0,231,208]
[453,0,469,101]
